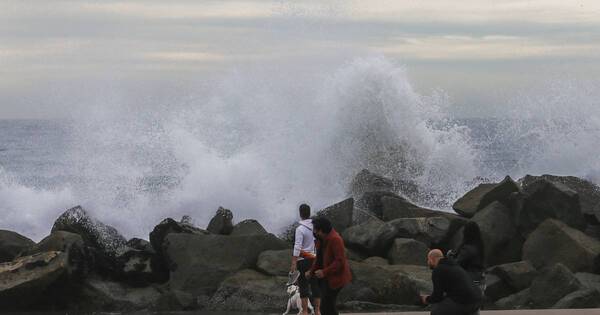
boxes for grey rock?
[256,249,292,276]
[163,232,287,295]
[530,263,583,308]
[552,288,600,309]
[519,179,585,236]
[342,219,397,256]
[363,256,389,266]
[230,219,268,236]
[149,217,208,256]
[485,273,514,301]
[387,238,428,266]
[73,277,161,311]
[389,216,451,247]
[206,207,234,235]
[115,246,167,286]
[206,269,287,312]
[0,230,34,263]
[523,219,600,273]
[575,272,600,292]
[51,206,126,256]
[472,201,522,266]
[316,198,354,233]
[0,251,71,309]
[21,231,89,275]
[494,288,532,310]
[350,169,395,197]
[453,176,519,218]
[380,264,433,293]
[488,261,537,292]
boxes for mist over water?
[1,56,600,241]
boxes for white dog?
[283,285,314,315]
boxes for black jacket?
[426,258,483,305]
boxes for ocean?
[1,57,599,242]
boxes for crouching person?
[421,249,482,315]
[306,217,352,315]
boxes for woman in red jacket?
[306,217,352,315]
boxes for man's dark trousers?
[431,298,480,315]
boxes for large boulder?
[341,261,420,305]
[389,216,451,247]
[471,201,522,266]
[350,169,395,197]
[530,263,583,308]
[518,179,585,235]
[522,219,600,273]
[485,273,515,302]
[0,251,72,309]
[342,219,397,256]
[163,233,287,295]
[552,288,600,309]
[206,269,287,312]
[21,231,89,275]
[488,261,537,292]
[380,264,433,293]
[575,272,600,292]
[71,277,161,311]
[230,219,268,236]
[206,207,234,235]
[494,288,532,310]
[52,206,126,256]
[115,246,167,286]
[0,230,34,263]
[316,198,354,233]
[521,174,600,221]
[387,238,428,266]
[453,176,519,218]
[256,249,292,276]
[149,217,208,256]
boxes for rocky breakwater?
[1,170,600,312]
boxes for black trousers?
[431,298,480,315]
[319,280,341,315]
[297,259,321,299]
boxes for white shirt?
[293,219,316,259]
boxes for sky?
[1,0,600,119]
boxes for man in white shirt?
[290,204,321,315]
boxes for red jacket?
[310,229,352,289]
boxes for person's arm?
[291,226,304,272]
[426,267,445,304]
[321,237,345,277]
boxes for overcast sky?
[2,0,600,118]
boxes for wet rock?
[51,206,126,256]
[522,219,600,273]
[163,233,287,295]
[21,231,89,275]
[206,269,287,312]
[494,288,532,310]
[206,207,234,235]
[342,261,420,305]
[488,261,537,292]
[155,289,200,311]
[380,264,433,293]
[357,191,404,219]
[316,198,354,233]
[126,238,154,252]
[363,256,389,266]
[116,246,167,286]
[472,201,522,266]
[530,263,583,308]
[149,217,208,256]
[575,272,600,292]
[552,288,600,309]
[518,179,585,235]
[0,251,72,309]
[520,174,600,221]
[350,169,395,197]
[342,219,397,256]
[453,176,519,218]
[256,249,292,276]
[0,230,34,263]
[230,219,268,236]
[72,277,161,311]
[387,238,428,266]
[485,273,514,301]
[389,216,451,247]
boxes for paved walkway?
[350,310,600,315]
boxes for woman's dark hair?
[312,217,332,233]
[462,221,485,261]
[299,204,311,220]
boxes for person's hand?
[305,271,312,279]
[315,270,324,279]
[420,295,429,305]
[290,261,297,273]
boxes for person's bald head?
[427,249,444,269]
